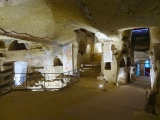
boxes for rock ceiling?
[0,0,160,45]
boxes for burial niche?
[104,62,111,70]
[127,57,131,66]
[0,40,5,49]
[119,58,125,67]
[54,57,63,66]
[78,41,85,55]
[8,40,27,51]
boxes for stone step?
[81,68,101,71]
[81,73,100,77]
[81,62,101,66]
[81,67,101,70]
[80,62,101,77]
[81,71,100,76]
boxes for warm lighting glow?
[95,32,111,42]
[116,83,119,86]
[86,44,91,53]
[99,84,103,88]
[94,43,102,53]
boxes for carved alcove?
[119,58,125,67]
[127,57,131,66]
[0,40,5,49]
[78,41,85,56]
[104,62,111,70]
[54,57,63,66]
[8,40,27,51]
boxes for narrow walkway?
[0,76,159,120]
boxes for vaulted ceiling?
[0,0,160,45]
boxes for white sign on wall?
[103,41,112,62]
[63,43,73,74]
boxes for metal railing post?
[0,76,2,95]
[26,73,28,91]
[61,73,63,88]
[10,73,13,90]
[11,72,14,89]
[44,73,45,91]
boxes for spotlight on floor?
[99,84,103,88]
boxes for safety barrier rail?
[0,69,79,95]
[0,72,13,96]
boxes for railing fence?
[0,69,79,95]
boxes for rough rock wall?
[149,27,160,92]
[0,0,95,45]
[0,39,53,73]
[1,0,160,45]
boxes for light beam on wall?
[95,32,111,42]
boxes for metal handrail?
[0,69,80,95]
[12,69,79,91]
[0,72,13,96]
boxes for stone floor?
[0,76,160,120]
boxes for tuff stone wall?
[0,39,53,73]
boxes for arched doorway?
[85,44,91,63]
[92,43,102,62]
[54,57,63,66]
[119,58,125,67]
[145,60,150,76]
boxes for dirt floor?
[0,76,160,120]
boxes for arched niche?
[122,36,129,41]
[8,40,27,51]
[121,48,128,54]
[123,44,127,48]
[31,59,44,68]
[104,62,111,70]
[93,43,102,53]
[86,44,91,53]
[0,41,5,49]
[78,40,85,55]
[0,53,5,57]
[119,58,125,67]
[54,57,63,66]
[127,57,131,66]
